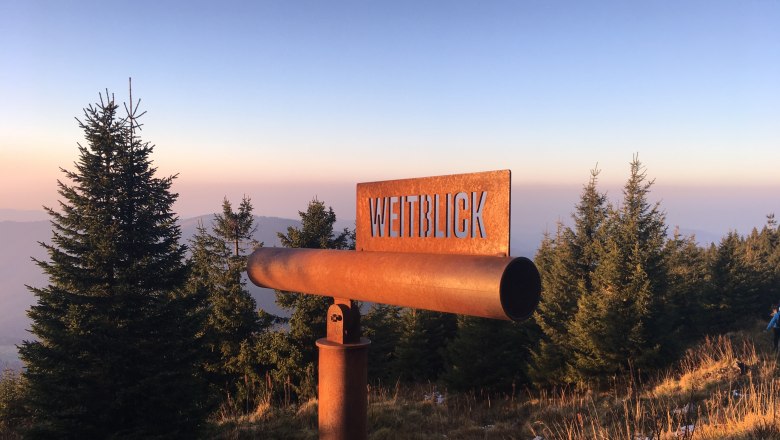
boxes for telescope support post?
[316,298,370,440]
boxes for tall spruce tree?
[530,167,607,383]
[187,197,270,408]
[265,198,351,399]
[572,157,670,375]
[570,156,669,376]
[528,230,564,383]
[19,90,208,438]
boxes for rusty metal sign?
[356,170,510,256]
[248,168,539,440]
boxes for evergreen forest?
[2,91,780,439]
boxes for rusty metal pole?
[316,299,370,440]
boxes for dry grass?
[526,326,780,440]
[2,326,775,439]
[211,325,780,439]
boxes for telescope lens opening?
[500,257,542,321]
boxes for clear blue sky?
[1,0,778,234]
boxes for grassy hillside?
[209,323,780,440]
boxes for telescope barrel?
[247,248,541,321]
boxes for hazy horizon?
[3,177,777,247]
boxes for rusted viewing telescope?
[247,248,540,322]
[247,170,541,440]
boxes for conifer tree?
[766,214,780,303]
[266,198,351,399]
[663,229,710,341]
[702,231,761,332]
[531,167,607,383]
[743,217,779,306]
[442,316,530,392]
[569,168,609,290]
[570,156,669,376]
[528,225,571,383]
[361,304,403,384]
[692,216,780,334]
[393,309,457,383]
[19,90,208,438]
[187,197,270,408]
[0,369,27,435]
